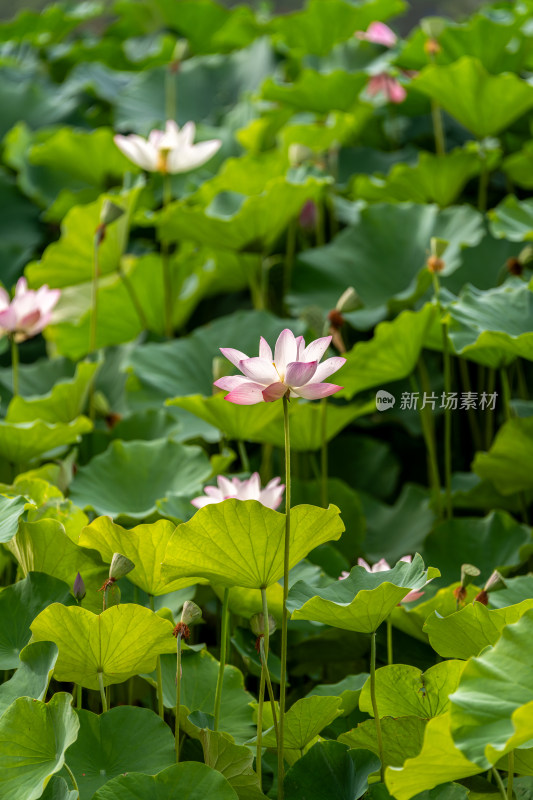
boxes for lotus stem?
[278,394,292,799]
[492,768,507,800]
[256,652,266,786]
[10,336,19,397]
[320,397,328,507]
[410,369,442,518]
[161,173,173,338]
[459,359,482,452]
[283,219,296,312]
[149,596,165,720]
[431,100,446,157]
[507,751,514,800]
[237,440,250,472]
[442,323,453,520]
[485,367,496,448]
[260,587,278,741]
[77,684,82,710]
[176,632,182,762]
[500,367,513,421]
[97,670,107,713]
[64,762,79,795]
[370,632,385,781]
[478,154,489,212]
[214,587,230,732]
[386,618,393,666]
[260,637,278,741]
[118,265,150,330]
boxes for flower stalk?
[278,393,292,799]
[150,595,165,721]
[213,587,230,731]
[370,631,384,781]
[10,335,19,397]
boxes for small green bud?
[460,563,481,588]
[109,553,135,581]
[288,143,314,168]
[421,17,446,39]
[100,199,124,227]
[181,600,202,626]
[336,287,361,313]
[250,612,277,637]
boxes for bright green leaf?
[0,641,58,717]
[284,740,380,800]
[91,762,238,800]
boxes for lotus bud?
[424,38,441,57]
[250,612,277,637]
[109,552,135,581]
[475,570,506,605]
[289,143,313,168]
[519,245,533,267]
[100,200,124,227]
[336,287,361,313]
[454,563,480,606]
[73,572,86,602]
[299,199,318,231]
[427,237,448,273]
[181,600,202,626]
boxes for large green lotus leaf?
[169,394,373,452]
[411,57,533,137]
[259,696,342,750]
[0,355,80,406]
[158,174,329,252]
[25,191,136,289]
[292,203,483,313]
[70,439,212,520]
[352,149,483,208]
[0,641,57,717]
[284,741,380,800]
[269,0,405,56]
[0,417,92,464]
[441,234,522,297]
[339,716,428,768]
[6,361,98,424]
[338,304,436,399]
[126,309,304,407]
[189,152,287,203]
[359,661,465,719]
[114,37,273,133]
[503,146,533,191]
[41,776,77,800]
[0,67,78,139]
[444,283,533,368]
[150,648,256,743]
[91,762,238,800]
[7,519,104,588]
[449,609,533,766]
[162,500,344,590]
[390,583,478,645]
[0,572,74,669]
[385,713,481,800]
[488,196,533,242]
[359,485,434,564]
[78,517,201,595]
[0,168,42,285]
[0,2,101,44]
[473,417,533,495]
[150,0,262,54]
[66,706,175,800]
[0,493,27,543]
[30,603,176,689]
[200,729,264,800]
[421,511,531,586]
[261,70,367,114]
[279,109,373,154]
[288,555,439,633]
[307,675,369,716]
[27,498,89,546]
[0,693,79,800]
[488,576,533,610]
[438,13,533,73]
[424,600,533,660]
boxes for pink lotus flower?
[114,120,222,174]
[0,278,60,342]
[356,556,424,603]
[366,74,406,104]
[340,556,424,603]
[214,329,346,405]
[191,472,285,510]
[356,21,397,48]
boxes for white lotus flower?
[191,472,285,510]
[114,120,222,174]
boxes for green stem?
[459,359,482,452]
[507,751,514,800]
[176,633,182,763]
[320,398,328,508]
[64,762,79,795]
[77,684,82,710]
[97,671,107,713]
[442,321,453,520]
[118,266,150,330]
[283,219,296,312]
[478,156,489,213]
[150,595,165,721]
[500,367,513,421]
[214,588,230,732]
[485,368,496,449]
[256,659,266,786]
[492,768,507,800]
[278,395,291,800]
[161,174,173,338]
[370,632,384,782]
[410,370,442,519]
[237,440,250,473]
[260,638,278,740]
[386,618,393,666]
[430,100,446,157]
[10,336,19,397]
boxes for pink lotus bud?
[366,74,407,104]
[356,21,397,48]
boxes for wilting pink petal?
[356,21,397,47]
[295,382,343,399]
[402,590,424,603]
